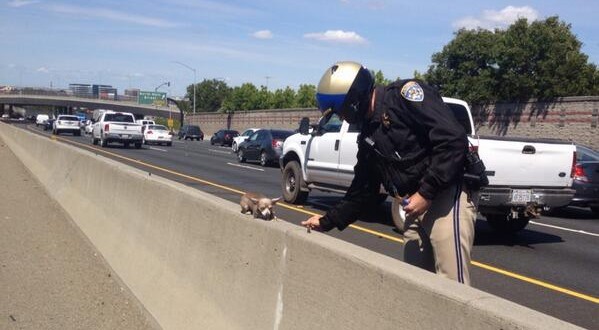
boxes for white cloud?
[36,67,49,73]
[46,4,179,28]
[453,6,539,30]
[303,30,367,45]
[7,0,39,8]
[252,30,273,39]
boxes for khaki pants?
[403,184,478,285]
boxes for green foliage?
[374,70,392,85]
[426,16,598,103]
[295,84,316,108]
[272,87,297,108]
[186,79,231,112]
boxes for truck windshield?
[104,113,134,122]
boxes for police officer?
[301,61,479,285]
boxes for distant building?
[124,88,140,97]
[69,84,93,98]
[93,84,117,100]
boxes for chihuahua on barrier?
[240,192,281,220]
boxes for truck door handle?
[334,140,340,151]
[522,145,536,154]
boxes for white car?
[232,128,260,152]
[143,124,173,146]
[53,115,81,136]
[35,114,49,126]
[83,120,93,135]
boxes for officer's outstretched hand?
[403,192,431,218]
[301,215,323,231]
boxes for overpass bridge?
[0,91,182,119]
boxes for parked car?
[238,129,294,166]
[178,125,204,141]
[53,115,81,136]
[570,145,599,215]
[35,114,49,127]
[232,128,260,152]
[210,129,239,147]
[143,124,173,146]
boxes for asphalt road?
[14,122,599,329]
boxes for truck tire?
[91,134,98,145]
[282,161,308,204]
[135,142,142,149]
[485,213,530,234]
[100,135,107,147]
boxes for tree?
[221,83,260,111]
[374,70,392,86]
[271,87,296,108]
[426,16,598,103]
[497,17,598,100]
[426,28,499,104]
[187,79,231,112]
[295,84,316,108]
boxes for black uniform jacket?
[319,80,467,232]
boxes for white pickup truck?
[91,110,143,148]
[279,97,577,233]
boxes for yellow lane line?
[472,261,599,304]
[47,131,598,305]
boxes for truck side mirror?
[298,117,310,135]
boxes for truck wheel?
[135,142,142,149]
[100,136,107,147]
[282,161,308,204]
[485,213,530,234]
[91,135,98,145]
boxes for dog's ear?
[271,197,282,204]
[250,197,259,204]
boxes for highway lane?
[15,122,599,329]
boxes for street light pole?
[173,61,197,116]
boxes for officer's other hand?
[403,192,431,218]
[301,215,323,231]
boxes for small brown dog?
[240,192,281,220]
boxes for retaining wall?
[188,96,598,150]
[0,123,580,329]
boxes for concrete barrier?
[0,123,581,330]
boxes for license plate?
[511,189,532,204]
[121,134,129,139]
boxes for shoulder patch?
[401,81,424,102]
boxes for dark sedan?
[237,129,294,166]
[178,125,204,141]
[571,145,599,215]
[210,129,239,147]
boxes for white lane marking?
[226,162,265,172]
[209,149,232,154]
[529,221,599,237]
[149,147,168,152]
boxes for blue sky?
[1,0,598,97]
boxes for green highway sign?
[138,91,167,106]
